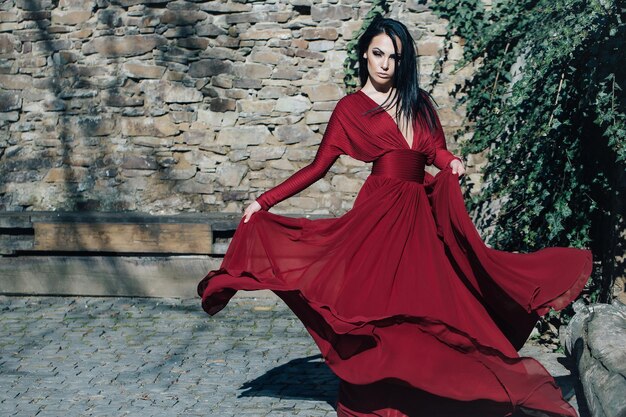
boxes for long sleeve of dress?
[430,106,461,170]
[256,107,349,211]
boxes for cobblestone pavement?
[0,295,585,417]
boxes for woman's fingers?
[243,201,262,223]
[450,159,465,176]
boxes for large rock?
[51,10,92,25]
[311,5,356,21]
[215,162,248,187]
[275,95,312,113]
[239,28,291,40]
[0,75,31,90]
[562,301,626,417]
[160,10,208,25]
[123,62,166,79]
[65,115,115,137]
[0,92,21,112]
[302,84,343,102]
[121,115,180,137]
[0,34,19,54]
[301,27,338,41]
[216,126,271,148]
[189,59,232,78]
[273,123,318,145]
[83,35,167,57]
[163,84,203,103]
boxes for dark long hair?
[357,17,438,132]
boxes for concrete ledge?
[0,255,277,299]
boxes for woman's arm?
[431,109,462,171]
[255,107,348,211]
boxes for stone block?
[273,123,317,145]
[121,155,158,170]
[0,12,18,22]
[0,23,19,32]
[122,115,180,138]
[65,115,115,137]
[239,29,292,41]
[217,126,271,148]
[563,301,626,417]
[131,136,174,148]
[163,84,203,103]
[250,146,286,161]
[177,37,209,50]
[249,50,282,65]
[305,111,332,125]
[271,68,303,80]
[195,22,227,37]
[237,98,275,115]
[196,109,236,128]
[232,78,262,89]
[237,62,272,79]
[31,40,73,56]
[83,35,167,57]
[123,62,166,79]
[417,40,442,57]
[301,27,338,41]
[302,84,343,102]
[216,162,248,187]
[225,12,268,24]
[44,167,88,183]
[16,0,53,11]
[331,175,361,193]
[308,40,334,52]
[0,34,19,54]
[189,59,233,78]
[209,98,236,112]
[59,0,96,8]
[0,91,21,112]
[162,156,197,180]
[311,5,355,22]
[160,10,208,25]
[103,92,144,107]
[275,95,312,113]
[200,2,251,13]
[258,86,290,99]
[51,10,92,25]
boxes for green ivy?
[430,0,626,320]
[343,1,390,93]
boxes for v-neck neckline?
[357,89,414,150]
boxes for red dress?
[198,89,592,417]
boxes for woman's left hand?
[450,159,465,176]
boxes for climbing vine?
[430,0,626,319]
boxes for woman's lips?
[377,72,390,78]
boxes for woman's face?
[363,33,402,89]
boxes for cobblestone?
[0,296,584,416]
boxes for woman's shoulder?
[333,90,366,114]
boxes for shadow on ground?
[239,354,339,408]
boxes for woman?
[198,17,592,417]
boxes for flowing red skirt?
[198,168,592,417]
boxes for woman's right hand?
[242,200,262,223]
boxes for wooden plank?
[0,235,34,255]
[33,223,212,254]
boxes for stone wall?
[0,0,472,215]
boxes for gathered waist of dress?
[370,149,427,183]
